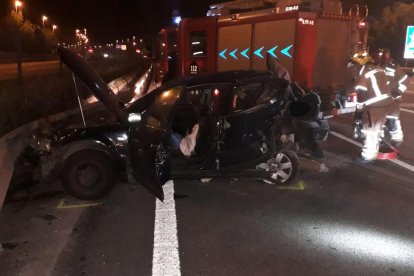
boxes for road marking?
[276,180,305,190]
[57,199,103,209]
[330,131,414,173]
[330,131,362,147]
[389,158,414,172]
[152,180,181,276]
[401,108,414,114]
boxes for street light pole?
[42,15,47,28]
[15,0,22,13]
[15,0,23,84]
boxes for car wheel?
[268,150,299,185]
[62,150,116,200]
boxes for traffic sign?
[404,26,414,59]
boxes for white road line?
[401,108,414,114]
[330,131,414,173]
[330,131,361,147]
[152,180,181,276]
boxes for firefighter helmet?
[371,48,391,66]
[350,49,371,66]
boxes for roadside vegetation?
[0,11,57,54]
[0,53,145,137]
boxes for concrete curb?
[0,64,152,211]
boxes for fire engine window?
[189,31,207,57]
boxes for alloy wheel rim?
[270,152,293,183]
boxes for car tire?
[62,150,116,200]
[268,149,299,185]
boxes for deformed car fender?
[61,139,115,165]
[51,138,128,182]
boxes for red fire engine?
[157,0,368,93]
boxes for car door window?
[231,83,263,112]
[142,86,182,132]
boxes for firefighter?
[351,50,395,163]
[373,48,407,146]
[347,49,371,141]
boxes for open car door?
[128,86,183,201]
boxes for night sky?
[1,0,222,44]
[1,0,410,44]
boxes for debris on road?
[1,242,18,250]
[299,158,330,173]
[37,214,57,221]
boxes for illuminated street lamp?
[52,25,57,33]
[75,29,89,59]
[15,0,22,13]
[42,15,48,28]
[14,0,24,84]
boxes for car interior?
[169,86,219,169]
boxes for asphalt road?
[0,61,61,81]
[1,93,414,275]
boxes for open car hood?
[57,47,124,123]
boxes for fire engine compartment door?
[252,19,296,76]
[216,19,296,76]
[217,24,252,72]
[179,17,217,77]
[313,18,353,91]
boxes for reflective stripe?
[359,65,365,76]
[385,71,395,77]
[385,67,396,72]
[369,74,382,97]
[399,84,407,92]
[363,69,383,97]
[386,115,399,119]
[355,85,368,91]
[364,69,380,79]
[361,94,390,106]
[399,75,408,84]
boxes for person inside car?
[170,90,202,157]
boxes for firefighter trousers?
[385,98,403,142]
[361,97,393,160]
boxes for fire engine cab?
[157,0,368,93]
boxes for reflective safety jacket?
[383,62,410,98]
[354,64,392,107]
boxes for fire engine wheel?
[62,150,116,200]
[267,150,299,185]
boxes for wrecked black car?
[19,48,329,201]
